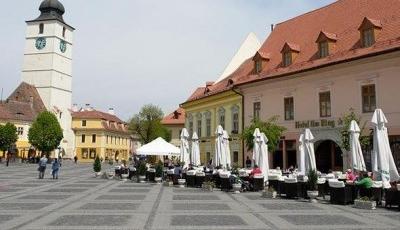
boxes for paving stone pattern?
[0,162,399,229]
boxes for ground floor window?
[81,148,88,159]
[233,151,239,164]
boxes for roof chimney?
[271,24,274,32]
[108,108,115,115]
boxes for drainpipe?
[232,87,245,168]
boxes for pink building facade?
[239,51,400,172]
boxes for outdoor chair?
[384,188,400,210]
[253,174,264,192]
[284,177,298,199]
[213,173,221,188]
[317,178,327,199]
[220,172,231,192]
[167,169,174,182]
[147,168,156,182]
[195,172,205,188]
[329,180,353,205]
[297,175,308,199]
[186,170,196,187]
[277,177,286,196]
[371,181,383,205]
[172,174,181,185]
[268,174,281,194]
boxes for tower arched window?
[39,23,44,34]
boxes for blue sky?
[0,0,335,120]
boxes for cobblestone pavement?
[0,162,399,230]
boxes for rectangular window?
[253,102,261,120]
[283,52,292,66]
[319,91,331,117]
[219,114,225,129]
[81,135,86,143]
[284,97,294,120]
[39,23,44,34]
[233,151,239,163]
[362,28,375,47]
[255,60,262,73]
[82,120,87,127]
[92,134,96,143]
[232,113,239,134]
[206,118,211,137]
[319,41,329,58]
[17,127,23,136]
[197,120,202,137]
[89,148,96,159]
[362,84,376,113]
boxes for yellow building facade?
[72,109,131,163]
[181,90,244,167]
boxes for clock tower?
[22,0,75,157]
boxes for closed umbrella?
[223,130,231,169]
[349,120,366,172]
[298,133,306,175]
[213,125,224,167]
[371,109,400,188]
[304,129,317,172]
[252,128,261,167]
[180,128,190,169]
[259,132,269,182]
[191,132,201,166]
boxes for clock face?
[35,37,46,50]
[60,40,67,53]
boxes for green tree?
[128,104,171,144]
[0,123,18,155]
[339,108,371,151]
[28,111,63,156]
[242,116,286,152]
[93,155,101,172]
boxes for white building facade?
[21,0,75,157]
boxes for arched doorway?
[115,151,120,163]
[315,140,343,173]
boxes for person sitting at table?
[355,172,373,189]
[250,165,262,177]
[345,169,357,182]
[174,164,182,177]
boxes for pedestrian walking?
[38,155,48,179]
[52,158,60,179]
[74,156,78,164]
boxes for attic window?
[227,79,234,86]
[252,51,269,74]
[318,41,329,58]
[254,60,262,73]
[315,31,337,58]
[358,17,382,48]
[281,43,300,67]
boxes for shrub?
[138,161,147,176]
[307,169,318,191]
[93,156,101,172]
[155,160,163,177]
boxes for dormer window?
[315,31,337,59]
[281,43,300,67]
[358,17,382,48]
[252,51,269,74]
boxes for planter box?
[354,200,376,210]
[262,190,277,199]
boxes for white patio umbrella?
[223,130,231,169]
[252,128,261,167]
[304,129,317,172]
[213,125,224,167]
[191,132,201,166]
[298,133,306,175]
[371,109,400,188]
[349,120,366,172]
[180,128,190,169]
[259,132,269,182]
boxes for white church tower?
[22,0,75,158]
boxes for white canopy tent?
[259,133,269,182]
[214,125,224,167]
[304,128,317,172]
[349,120,366,172]
[298,133,306,175]
[223,130,231,169]
[136,137,180,156]
[371,109,400,188]
[252,128,261,167]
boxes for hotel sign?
[295,119,343,129]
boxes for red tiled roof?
[161,108,185,125]
[72,110,124,123]
[0,82,46,122]
[184,0,400,103]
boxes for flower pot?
[354,200,376,210]
[307,190,319,203]
[232,183,241,194]
[262,190,277,199]
[155,177,162,184]
[138,175,146,183]
[121,174,129,181]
